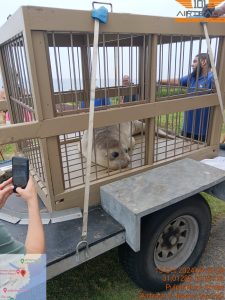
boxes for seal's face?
[96,145,131,170]
[80,122,140,171]
[95,138,135,170]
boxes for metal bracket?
[92,1,113,12]
[75,239,89,262]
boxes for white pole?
[82,19,100,238]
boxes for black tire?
[118,194,211,292]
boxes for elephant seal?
[80,121,174,170]
[80,121,144,170]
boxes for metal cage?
[0,6,225,211]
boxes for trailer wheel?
[118,194,211,292]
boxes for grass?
[203,193,225,221]
[47,248,140,300]
[157,112,184,132]
[0,143,17,162]
[157,86,187,98]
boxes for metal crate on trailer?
[0,6,225,212]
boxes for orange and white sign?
[175,0,225,22]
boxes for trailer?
[1,156,225,292]
[0,5,225,292]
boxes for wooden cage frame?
[0,6,225,212]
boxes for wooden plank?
[38,138,56,211]
[22,17,43,121]
[19,6,225,36]
[145,34,157,165]
[0,94,221,144]
[80,45,90,108]
[53,86,140,105]
[209,37,225,146]
[0,51,14,122]
[31,31,56,118]
[30,169,52,212]
[31,31,64,200]
[45,136,65,196]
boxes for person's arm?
[209,76,215,91]
[213,3,225,17]
[0,178,25,254]
[16,177,45,254]
[159,79,180,86]
[0,178,13,208]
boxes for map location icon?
[21,269,26,277]
[3,288,7,293]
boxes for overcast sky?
[0,0,185,27]
[0,0,186,88]
[0,0,223,87]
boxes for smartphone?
[12,157,29,192]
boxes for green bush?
[157,86,187,98]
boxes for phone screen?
[12,157,29,189]
[13,166,27,186]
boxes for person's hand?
[220,134,225,144]
[202,4,216,18]
[120,96,124,104]
[16,177,38,207]
[212,8,225,17]
[0,177,14,208]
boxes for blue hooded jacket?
[180,72,214,139]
